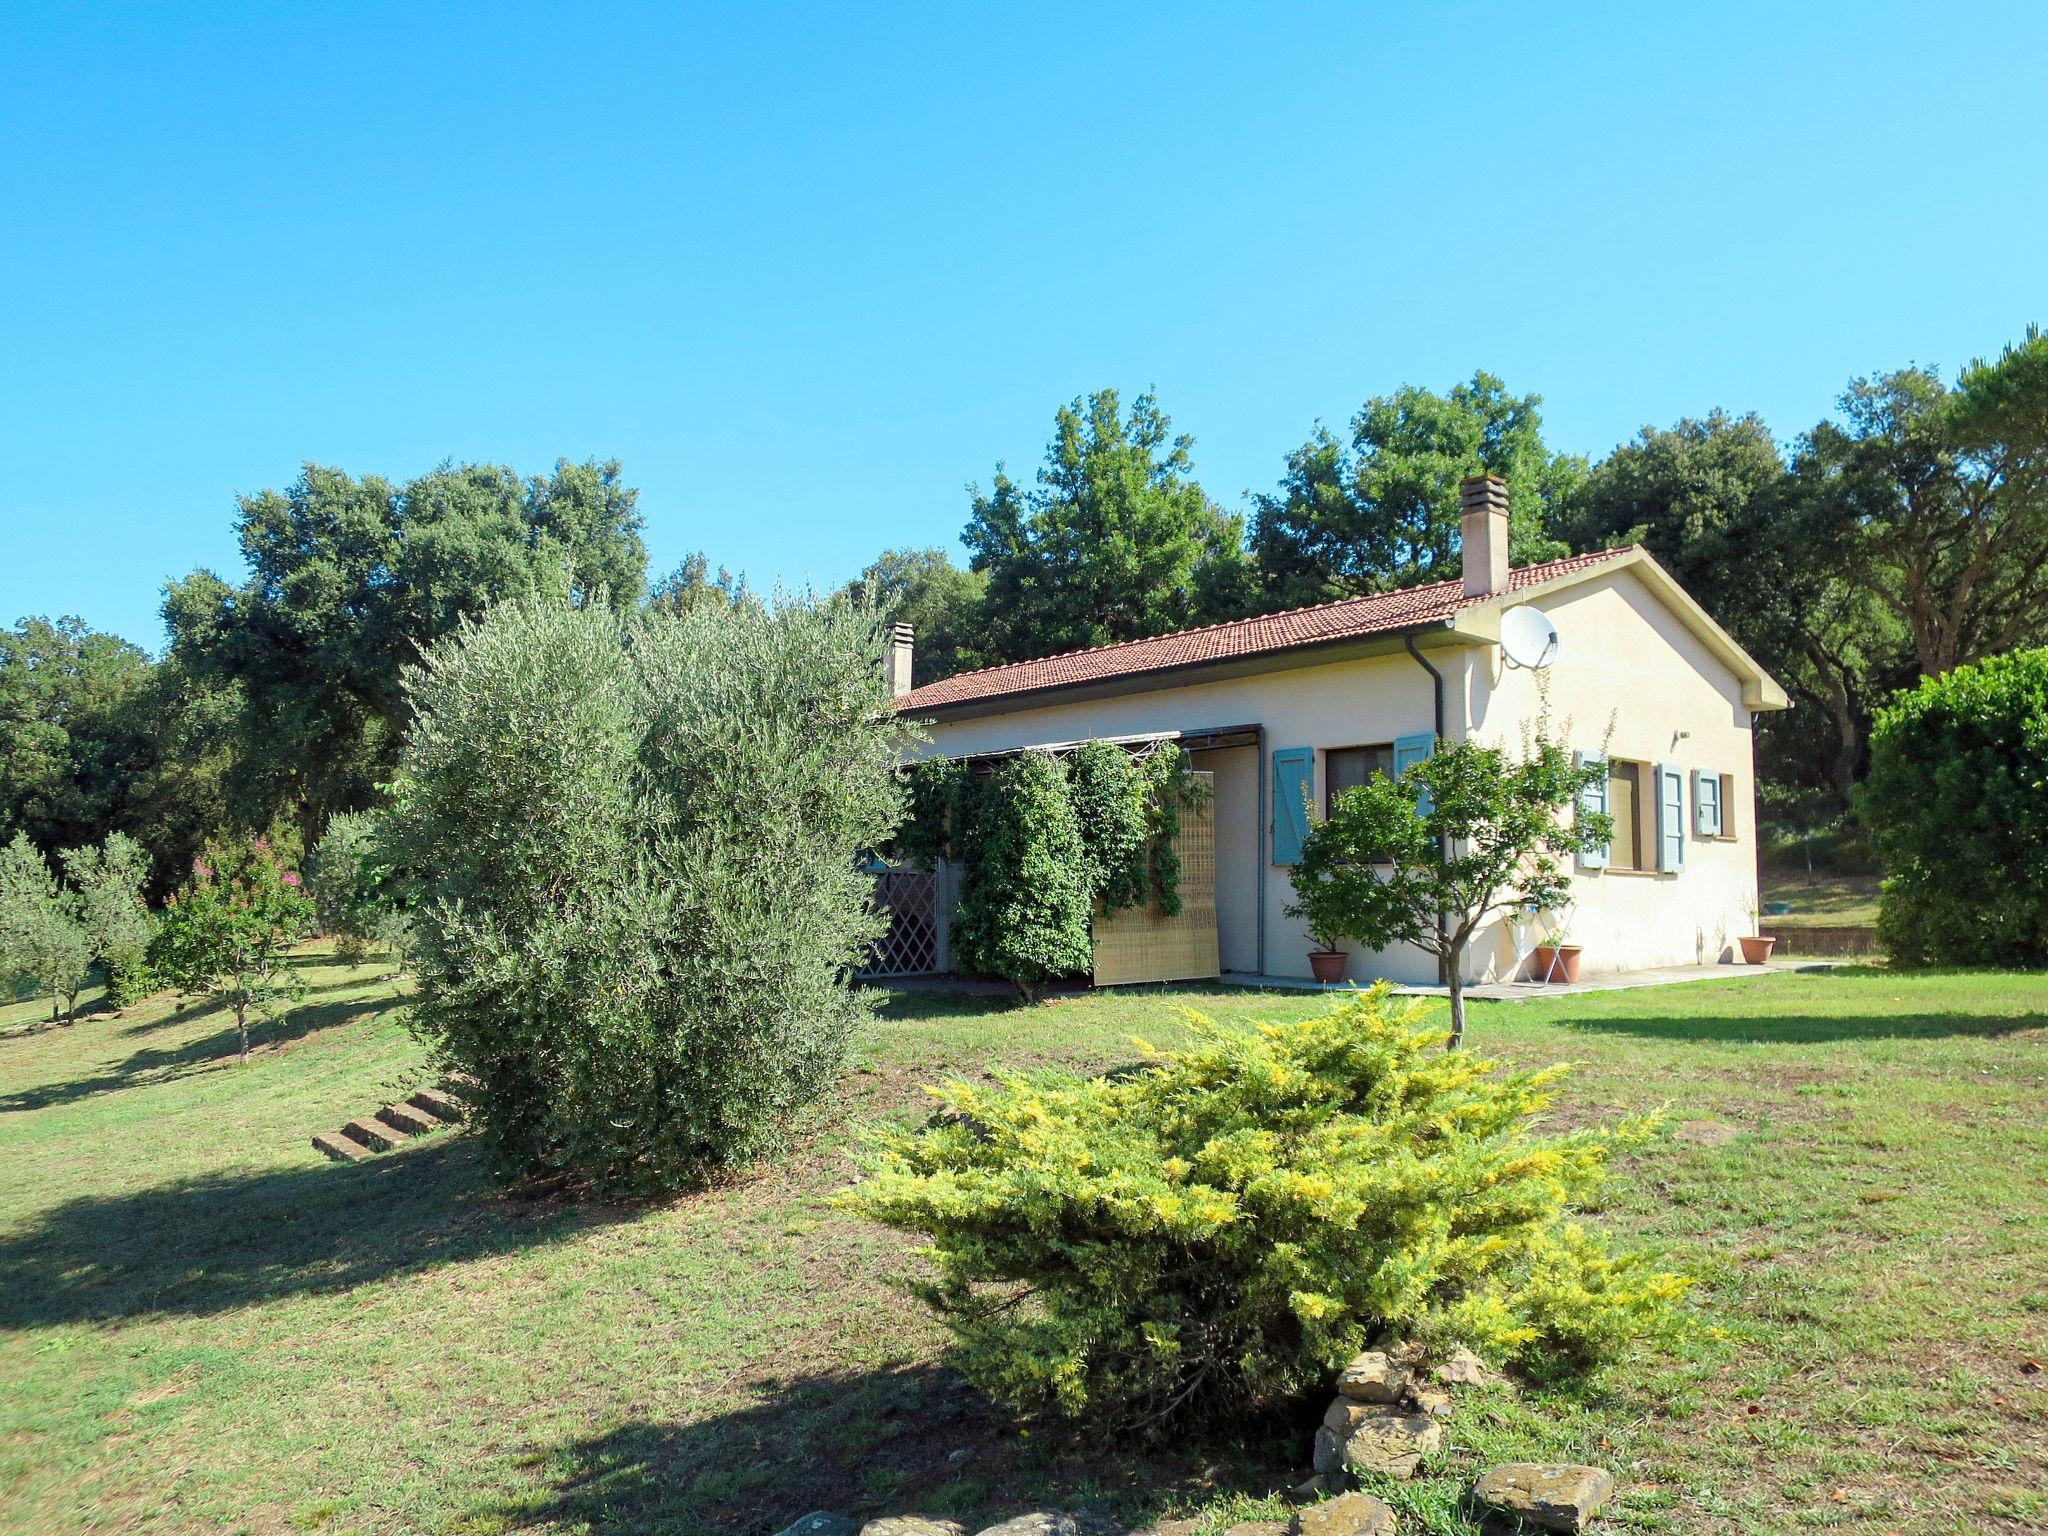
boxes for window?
[1607,761,1648,870]
[1325,744,1394,816]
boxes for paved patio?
[868,958,1843,1000]
[1218,957,1841,1001]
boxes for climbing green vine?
[893,741,1205,992]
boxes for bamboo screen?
[1091,770,1220,986]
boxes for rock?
[1290,1491,1398,1536]
[1335,1350,1411,1403]
[974,1515,1121,1536]
[1407,1386,1454,1419]
[946,1447,977,1468]
[779,1517,858,1536]
[1287,1475,1341,1505]
[1322,1397,1390,1435]
[1335,1409,1443,1479]
[1431,1347,1501,1390]
[1310,1424,1346,1476]
[1220,1523,1288,1536]
[1127,1521,1204,1536]
[1471,1464,1615,1533]
[862,1521,967,1536]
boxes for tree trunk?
[235,1000,250,1064]
[1446,967,1467,1050]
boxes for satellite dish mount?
[1499,606,1560,670]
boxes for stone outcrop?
[861,1519,967,1536]
[1289,1490,1397,1536]
[973,1514,1121,1536]
[777,1516,858,1536]
[1470,1463,1615,1533]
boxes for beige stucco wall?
[915,650,1443,984]
[913,562,1765,988]
[1452,566,1760,980]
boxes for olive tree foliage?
[163,458,648,848]
[60,832,153,1006]
[1861,647,2048,968]
[391,589,918,1193]
[304,809,412,969]
[0,833,91,1020]
[1287,710,1610,1049]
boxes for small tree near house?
[1287,711,1610,1047]
[149,837,314,1063]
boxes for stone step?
[313,1130,371,1163]
[377,1101,438,1137]
[342,1117,402,1152]
[409,1087,466,1124]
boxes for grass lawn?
[2,950,2044,1536]
[1758,871,1883,930]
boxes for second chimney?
[885,621,916,697]
[1459,473,1510,598]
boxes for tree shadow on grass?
[1560,1006,2046,1046]
[486,1362,1300,1536]
[1,996,386,1114]
[0,1135,632,1329]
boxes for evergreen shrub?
[846,987,1690,1425]
[1862,647,2048,967]
[947,751,1094,998]
[392,590,915,1192]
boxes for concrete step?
[313,1130,371,1163]
[409,1087,466,1124]
[342,1117,402,1152]
[377,1101,438,1137]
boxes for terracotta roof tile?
[897,548,1633,713]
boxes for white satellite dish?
[1500,605,1560,669]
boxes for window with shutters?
[1324,743,1394,816]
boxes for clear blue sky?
[4,1,2043,651]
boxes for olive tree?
[391,588,918,1193]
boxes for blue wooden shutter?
[1655,762,1686,871]
[1271,747,1312,865]
[1577,751,1609,870]
[1693,769,1721,837]
[1393,731,1435,815]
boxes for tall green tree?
[1252,372,1582,608]
[1556,411,1911,797]
[163,458,648,846]
[0,617,156,855]
[963,389,1235,662]
[842,547,988,685]
[646,551,747,617]
[1799,333,2048,679]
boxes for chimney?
[884,622,915,697]
[1459,473,1510,598]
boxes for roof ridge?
[922,573,1469,688]
[898,547,1637,710]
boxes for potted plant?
[1284,867,1352,983]
[1738,901,1776,965]
[1530,927,1583,984]
[1305,934,1348,984]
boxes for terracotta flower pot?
[1308,950,1347,983]
[1738,934,1777,965]
[1530,943,1583,983]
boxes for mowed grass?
[1759,871,1883,929]
[2,953,2044,1536]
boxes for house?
[883,474,1789,988]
